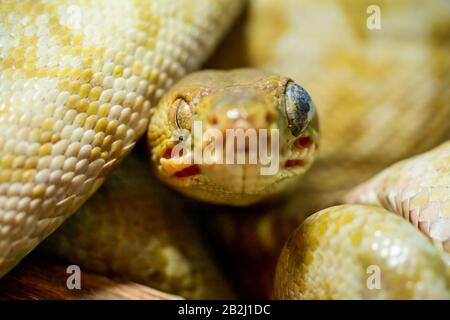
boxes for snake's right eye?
[285,82,315,136]
[174,98,193,131]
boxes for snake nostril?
[210,115,218,125]
[265,112,276,124]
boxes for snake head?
[148,69,319,206]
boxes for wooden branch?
[0,255,182,300]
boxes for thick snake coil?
[274,205,450,299]
[273,142,450,299]
[347,141,450,266]
[0,0,243,278]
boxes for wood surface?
[0,254,182,300]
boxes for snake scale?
[1,0,450,299]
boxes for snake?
[0,0,449,300]
[346,141,450,267]
[274,204,449,299]
[274,141,450,299]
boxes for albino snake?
[0,0,449,299]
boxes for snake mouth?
[283,135,316,169]
[173,165,200,178]
[159,132,316,177]
[284,159,306,168]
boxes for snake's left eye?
[174,98,193,130]
[285,82,315,136]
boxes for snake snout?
[150,70,320,206]
[207,91,277,132]
[200,92,279,164]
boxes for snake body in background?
[43,151,235,300]
[0,0,243,277]
[347,141,450,266]
[202,0,450,297]
[0,0,450,300]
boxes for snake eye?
[285,82,315,136]
[174,98,193,130]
